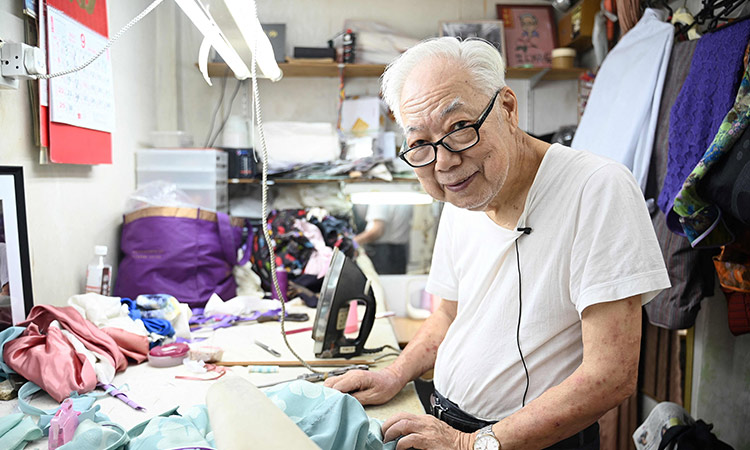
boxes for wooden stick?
[216,359,375,367]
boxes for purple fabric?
[657,19,750,232]
[114,211,252,308]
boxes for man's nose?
[434,144,462,172]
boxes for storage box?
[557,0,600,51]
[135,149,229,212]
[340,97,387,137]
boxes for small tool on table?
[255,364,370,389]
[254,339,281,357]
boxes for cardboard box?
[558,0,600,51]
[340,97,387,137]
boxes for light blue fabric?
[0,327,24,380]
[0,413,43,450]
[57,420,129,450]
[263,380,396,450]
[128,405,215,450]
[17,382,109,433]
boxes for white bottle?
[85,245,113,296]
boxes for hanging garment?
[571,8,673,192]
[671,62,750,247]
[643,39,716,330]
[657,19,750,224]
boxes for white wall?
[0,1,157,305]
[691,285,750,448]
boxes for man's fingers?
[323,370,367,393]
[382,413,418,442]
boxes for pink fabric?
[101,327,149,364]
[4,323,98,402]
[18,305,128,371]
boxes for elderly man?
[325,37,670,450]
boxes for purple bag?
[114,207,252,308]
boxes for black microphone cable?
[515,227,532,407]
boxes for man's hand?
[323,366,404,405]
[382,412,473,450]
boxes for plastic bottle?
[85,245,112,296]
[342,29,356,63]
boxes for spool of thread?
[249,365,280,373]
[551,48,576,69]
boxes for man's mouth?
[444,172,477,192]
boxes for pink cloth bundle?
[3,305,148,402]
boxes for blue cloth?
[120,298,175,337]
[17,382,109,433]
[263,380,397,450]
[0,327,24,380]
[0,413,43,450]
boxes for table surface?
[0,302,424,447]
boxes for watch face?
[474,435,500,450]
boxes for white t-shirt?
[427,144,670,420]
[365,204,412,245]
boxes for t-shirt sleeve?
[365,204,389,223]
[426,205,459,301]
[569,163,671,316]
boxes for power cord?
[35,0,165,79]
[203,66,230,148]
[207,78,243,147]
[248,0,321,375]
[514,238,530,407]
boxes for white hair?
[381,37,507,127]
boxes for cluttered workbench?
[0,299,423,448]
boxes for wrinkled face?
[399,59,516,211]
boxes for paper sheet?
[46,6,115,133]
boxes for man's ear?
[499,87,519,129]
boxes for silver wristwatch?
[473,424,501,450]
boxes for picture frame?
[439,20,506,60]
[0,166,34,331]
[496,4,557,68]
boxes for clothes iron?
[312,247,377,358]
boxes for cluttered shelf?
[206,61,588,81]
[228,176,419,184]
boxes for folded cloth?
[67,293,149,336]
[101,328,149,364]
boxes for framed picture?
[0,166,34,331]
[496,4,557,68]
[439,20,506,60]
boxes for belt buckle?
[429,393,446,421]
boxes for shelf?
[206,62,588,81]
[228,177,419,185]
[206,62,385,79]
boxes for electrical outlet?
[0,40,46,89]
[0,41,19,89]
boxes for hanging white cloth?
[571,8,673,193]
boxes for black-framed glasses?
[399,89,500,168]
